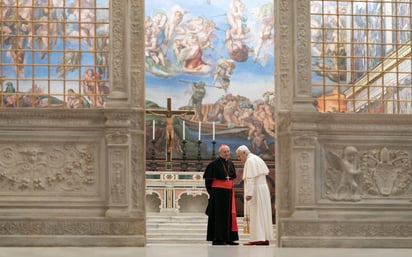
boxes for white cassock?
[243,153,274,242]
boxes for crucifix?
[146,97,195,170]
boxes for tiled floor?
[1,245,412,257]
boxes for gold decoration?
[243,215,250,234]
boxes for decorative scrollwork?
[0,144,97,193]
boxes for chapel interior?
[0,0,412,254]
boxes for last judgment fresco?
[145,0,275,160]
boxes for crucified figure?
[146,98,195,166]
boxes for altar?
[145,160,276,218]
[146,171,208,213]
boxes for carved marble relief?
[363,147,412,197]
[0,220,139,235]
[108,148,128,204]
[0,143,97,194]
[277,0,292,110]
[283,220,412,238]
[324,146,412,201]
[294,134,316,205]
[295,0,311,97]
[296,152,314,205]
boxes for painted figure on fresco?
[66,89,80,109]
[30,8,62,59]
[173,16,215,74]
[3,82,17,107]
[252,3,274,64]
[145,13,168,71]
[253,99,275,138]
[145,6,219,77]
[164,7,187,45]
[212,57,236,92]
[189,81,207,122]
[56,49,82,78]
[81,69,106,108]
[225,0,251,62]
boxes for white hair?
[236,145,250,153]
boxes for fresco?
[145,0,275,161]
[0,0,110,108]
[311,1,412,113]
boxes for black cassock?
[203,157,239,242]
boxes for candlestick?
[198,121,201,141]
[152,120,155,140]
[196,140,202,171]
[181,139,188,171]
[212,140,216,159]
[212,121,215,141]
[150,139,157,171]
[183,120,185,140]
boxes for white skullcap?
[236,145,250,153]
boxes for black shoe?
[226,241,239,245]
[212,240,226,245]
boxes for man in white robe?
[236,145,273,246]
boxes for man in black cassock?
[203,144,239,245]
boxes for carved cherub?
[326,146,362,201]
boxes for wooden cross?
[146,98,195,170]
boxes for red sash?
[211,179,238,232]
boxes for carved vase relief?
[325,146,412,201]
[0,144,97,194]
